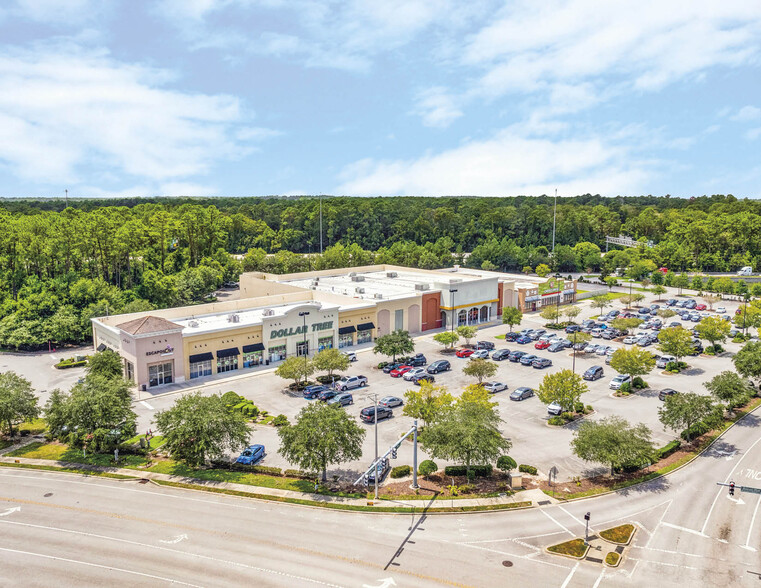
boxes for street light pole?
[451,289,458,333]
[374,391,379,500]
[412,419,419,490]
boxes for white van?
[738,266,753,276]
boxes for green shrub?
[619,381,632,394]
[680,421,712,441]
[444,465,492,477]
[518,464,538,475]
[377,362,389,369]
[632,376,648,389]
[418,459,438,477]
[656,440,681,459]
[272,414,289,427]
[54,358,88,369]
[390,465,412,478]
[561,411,575,421]
[585,404,594,413]
[573,401,584,413]
[548,416,565,426]
[250,465,282,476]
[221,391,242,406]
[284,469,313,479]
[497,455,517,473]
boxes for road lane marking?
[745,494,761,550]
[626,557,699,571]
[140,401,154,410]
[591,567,605,588]
[0,507,20,517]
[660,522,707,538]
[454,541,570,570]
[0,546,204,587]
[539,508,575,536]
[159,533,188,544]
[596,499,672,529]
[559,562,579,588]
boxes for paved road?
[2,405,761,587]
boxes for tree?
[714,277,735,296]
[650,284,667,300]
[535,263,551,277]
[536,369,588,412]
[702,294,721,310]
[522,266,533,275]
[275,356,315,388]
[610,317,643,334]
[658,393,714,441]
[502,306,522,331]
[609,347,655,379]
[86,349,124,380]
[705,371,753,413]
[568,331,592,354]
[672,274,689,295]
[631,293,646,307]
[618,294,634,308]
[456,325,478,346]
[733,341,761,385]
[373,329,415,362]
[605,276,619,291]
[155,392,249,467]
[0,372,39,438]
[694,316,731,352]
[433,331,459,350]
[540,305,560,324]
[462,358,498,383]
[311,348,350,380]
[421,387,511,476]
[590,294,612,314]
[497,455,517,475]
[657,326,694,362]
[571,416,654,475]
[418,459,438,478]
[278,402,365,481]
[45,375,137,452]
[562,305,582,322]
[402,383,454,427]
[657,308,676,319]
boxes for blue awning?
[525,296,540,302]
[216,347,240,358]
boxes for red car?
[534,340,551,350]
[389,365,413,377]
[455,348,474,358]
[657,267,668,274]
[695,304,706,311]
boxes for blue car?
[516,335,531,344]
[303,384,329,399]
[236,444,265,465]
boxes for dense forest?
[1,193,759,350]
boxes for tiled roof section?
[116,315,183,335]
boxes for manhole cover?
[502,561,513,567]
[43,492,53,497]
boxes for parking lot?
[2,289,749,484]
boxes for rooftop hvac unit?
[227,313,240,323]
[349,272,357,277]
[188,320,199,328]
[386,272,398,278]
[373,293,383,299]
[355,287,365,294]
[262,308,275,317]
[351,275,365,282]
[415,283,430,291]
[311,286,317,290]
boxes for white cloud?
[1,0,104,24]
[0,44,263,185]
[412,87,463,128]
[336,126,652,196]
[731,105,761,122]
[746,127,761,141]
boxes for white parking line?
[559,562,579,588]
[139,400,154,410]
[540,508,575,536]
[745,493,761,550]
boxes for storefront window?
[217,355,238,373]
[339,333,354,348]
[189,360,212,379]
[269,344,286,362]
[318,336,333,351]
[148,362,173,387]
[125,361,134,382]
[357,330,373,344]
[243,352,263,368]
[296,340,309,357]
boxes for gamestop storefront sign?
[146,345,174,357]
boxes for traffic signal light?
[729,481,735,496]
[391,448,398,459]
[584,512,590,521]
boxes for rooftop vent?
[227,313,240,323]
[373,293,383,299]
[188,320,199,328]
[355,287,365,294]
[262,308,275,317]
[386,271,398,278]
[351,275,365,282]
[349,272,357,277]
[415,283,430,291]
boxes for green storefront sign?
[538,277,562,295]
[270,321,333,339]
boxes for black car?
[583,365,604,381]
[360,405,393,423]
[491,348,511,361]
[367,458,390,483]
[565,325,581,333]
[508,350,527,362]
[474,341,495,350]
[504,332,520,342]
[573,341,589,351]
[412,373,435,385]
[400,353,427,367]
[382,362,404,374]
[318,389,338,402]
[303,384,330,399]
[427,360,451,374]
[658,388,678,401]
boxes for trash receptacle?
[141,384,147,391]
[265,359,269,366]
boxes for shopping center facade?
[91,264,576,390]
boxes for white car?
[539,333,559,343]
[623,335,638,345]
[610,374,632,390]
[483,381,508,394]
[656,355,675,369]
[717,307,726,314]
[342,351,357,362]
[470,349,491,359]
[403,367,426,381]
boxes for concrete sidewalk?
[0,454,544,509]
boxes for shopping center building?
[91,264,576,390]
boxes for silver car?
[596,345,612,356]
[403,368,426,381]
[378,396,403,408]
[483,381,508,394]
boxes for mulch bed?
[380,473,512,498]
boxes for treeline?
[1,194,759,350]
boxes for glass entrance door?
[296,340,309,357]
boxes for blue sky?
[0,0,760,198]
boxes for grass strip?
[0,461,136,479]
[605,552,621,566]
[599,524,635,544]
[547,538,588,558]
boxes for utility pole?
[65,189,69,209]
[319,195,323,255]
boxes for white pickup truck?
[332,375,368,391]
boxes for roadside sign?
[741,486,761,495]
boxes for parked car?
[547,401,564,416]
[667,299,678,306]
[470,349,491,359]
[573,341,589,351]
[455,348,474,358]
[402,353,427,366]
[367,458,390,484]
[474,341,496,350]
[510,387,534,401]
[548,342,565,353]
[591,328,604,338]
[533,357,552,369]
[389,365,413,377]
[403,368,426,381]
[236,444,265,465]
[520,354,538,366]
[623,335,638,345]
[504,332,520,342]
[378,396,403,408]
[583,366,604,381]
[695,304,706,311]
[360,406,393,423]
[636,336,652,347]
[342,351,358,362]
[519,328,535,337]
[302,384,330,399]
[585,344,600,354]
[582,319,596,328]
[333,375,368,391]
[609,374,632,390]
[509,350,527,362]
[382,362,404,374]
[684,300,697,309]
[327,393,354,407]
[528,330,546,341]
[516,335,532,344]
[566,325,581,333]
[596,345,612,355]
[717,306,727,314]
[656,355,675,369]
[412,373,435,385]
[492,349,511,361]
[601,329,619,340]
[318,389,338,402]
[535,340,551,350]
[538,333,559,343]
[658,388,679,401]
[483,381,508,394]
[426,360,451,374]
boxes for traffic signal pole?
[717,481,761,496]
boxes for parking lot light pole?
[374,391,379,500]
[412,420,419,490]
